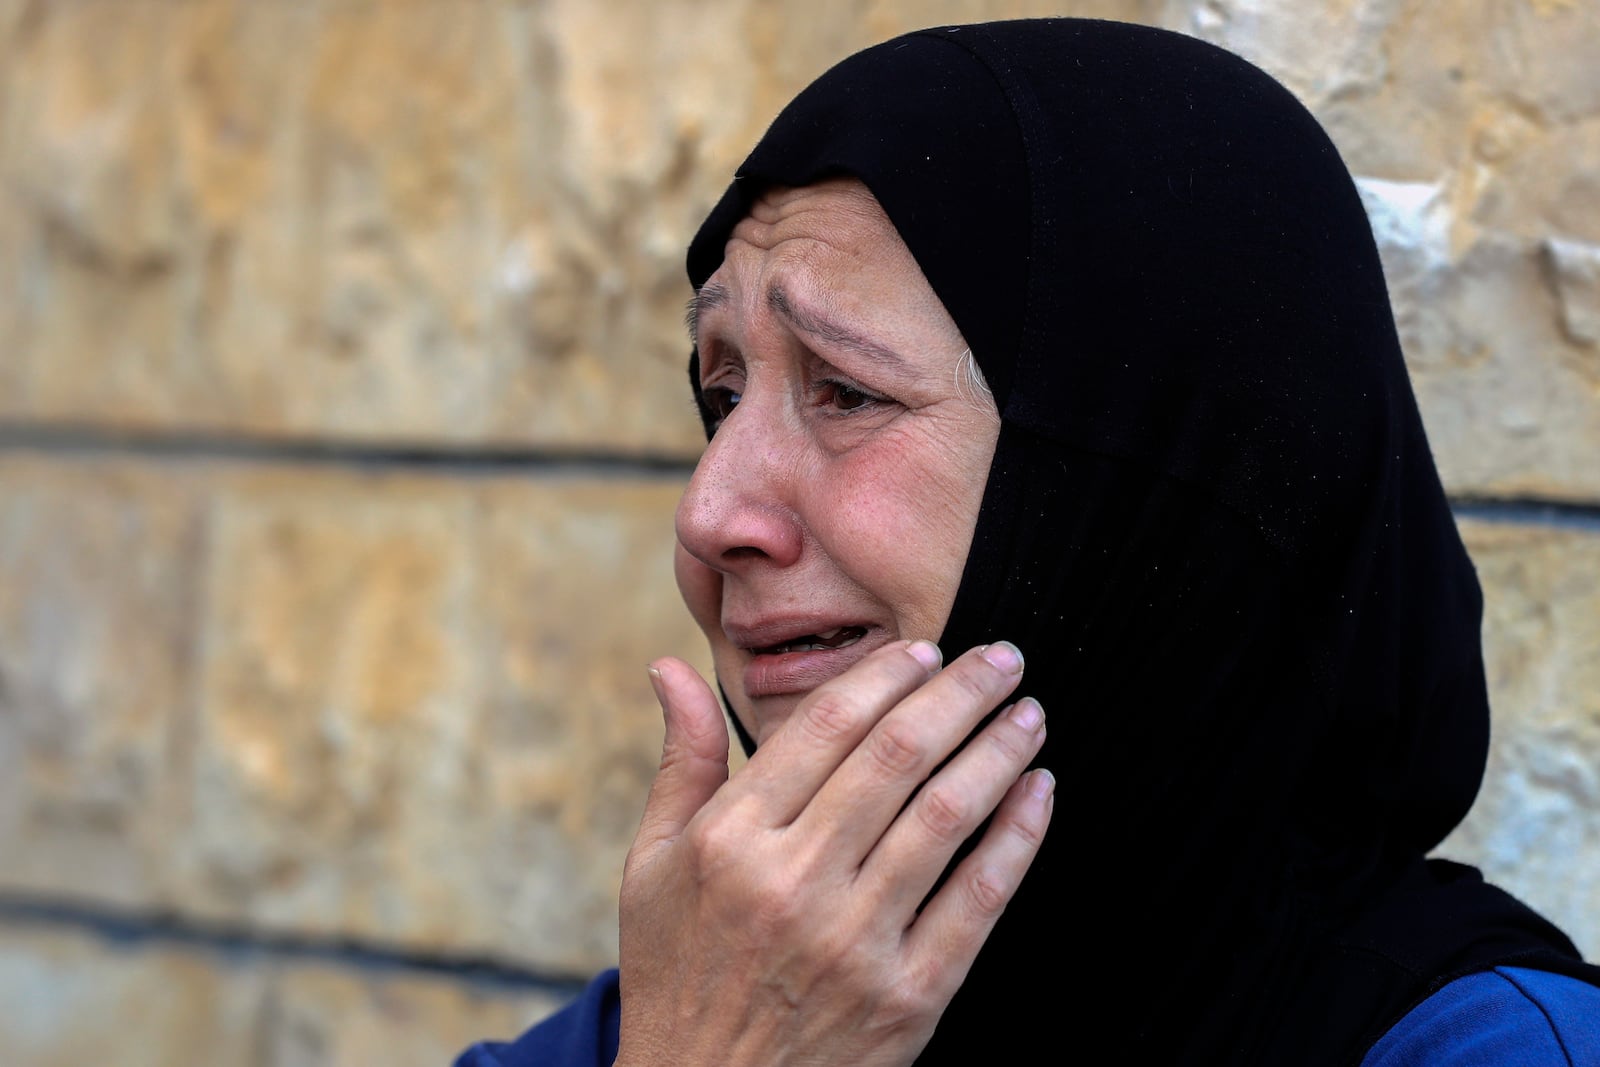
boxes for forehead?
[693,179,951,343]
[728,179,898,253]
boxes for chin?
[743,692,802,747]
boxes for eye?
[817,379,883,414]
[702,386,741,430]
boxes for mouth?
[748,625,869,656]
[731,621,886,699]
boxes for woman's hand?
[615,640,1053,1067]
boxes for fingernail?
[906,639,942,672]
[1010,697,1044,733]
[646,663,665,706]
[981,640,1024,674]
[1027,768,1055,800]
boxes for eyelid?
[698,345,745,388]
[816,375,887,400]
[804,347,881,390]
[697,333,739,370]
[812,373,894,418]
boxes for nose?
[675,402,804,574]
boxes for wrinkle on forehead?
[690,177,962,380]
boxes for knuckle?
[739,863,818,937]
[866,719,926,777]
[799,689,860,744]
[621,843,649,883]
[682,808,747,875]
[914,783,970,840]
[809,923,856,971]
[965,865,1012,919]
[746,877,801,929]
[983,718,1035,764]
[877,977,935,1028]
[943,659,999,704]
[1002,801,1049,849]
[682,815,726,864]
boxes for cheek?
[813,431,984,628]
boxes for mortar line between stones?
[0,420,699,479]
[1451,498,1600,532]
[0,893,593,997]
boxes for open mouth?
[751,626,869,656]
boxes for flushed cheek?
[810,455,968,629]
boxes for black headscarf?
[684,19,1599,1065]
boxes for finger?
[630,657,730,859]
[901,767,1055,1001]
[861,695,1046,918]
[730,639,942,825]
[795,642,1026,862]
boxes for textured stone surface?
[1547,237,1600,347]
[0,0,1596,492]
[0,455,712,974]
[0,924,560,1067]
[1438,520,1600,959]
[177,467,703,971]
[0,458,205,907]
[0,1,714,454]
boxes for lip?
[725,618,889,699]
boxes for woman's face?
[675,179,1001,744]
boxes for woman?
[459,19,1600,1066]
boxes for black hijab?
[684,19,1599,1065]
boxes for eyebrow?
[686,278,911,372]
[684,282,729,345]
[765,284,909,370]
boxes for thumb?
[633,657,730,854]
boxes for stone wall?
[1,1,1596,1062]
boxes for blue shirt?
[456,966,1600,1066]
[1360,967,1600,1067]
[455,969,620,1067]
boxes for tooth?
[815,627,843,641]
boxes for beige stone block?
[0,924,561,1067]
[1438,520,1600,958]
[170,466,711,973]
[0,925,264,1067]
[259,953,563,1067]
[0,457,202,907]
[1177,0,1400,107]
[1,454,715,974]
[0,2,711,453]
[1216,0,1600,183]
[1547,238,1600,347]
